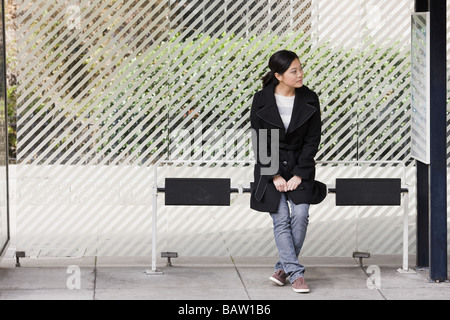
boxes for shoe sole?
[269,276,286,286]
[292,287,310,293]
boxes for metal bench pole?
[399,163,414,273]
[152,184,158,272]
[400,191,410,272]
[146,162,163,275]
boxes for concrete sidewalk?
[0,255,449,300]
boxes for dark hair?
[262,50,300,88]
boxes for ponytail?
[262,71,278,88]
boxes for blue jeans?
[270,193,310,284]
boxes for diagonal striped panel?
[13,0,434,259]
[16,0,172,257]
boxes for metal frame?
[0,0,9,259]
[427,0,448,282]
[414,0,448,282]
[147,160,412,274]
[411,13,431,165]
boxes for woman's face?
[275,59,304,89]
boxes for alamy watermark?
[66,5,81,30]
[168,120,279,176]
[66,2,92,30]
[66,265,81,290]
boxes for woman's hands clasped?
[273,175,303,193]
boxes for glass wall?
[0,0,10,257]
[14,0,416,257]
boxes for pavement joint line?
[92,256,98,300]
[230,255,251,300]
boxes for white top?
[275,94,295,131]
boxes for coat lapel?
[256,104,285,130]
[255,83,285,131]
[286,93,317,135]
[256,83,317,136]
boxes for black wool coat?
[250,83,325,213]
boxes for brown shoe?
[269,269,287,286]
[292,277,310,293]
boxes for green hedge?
[16,31,411,164]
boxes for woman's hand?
[273,175,303,192]
[273,175,288,193]
[286,176,303,192]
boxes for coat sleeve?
[291,93,322,181]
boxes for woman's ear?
[274,72,283,82]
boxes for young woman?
[250,50,326,293]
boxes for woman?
[250,50,326,293]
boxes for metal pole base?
[145,269,164,275]
[397,268,416,274]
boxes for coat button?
[282,161,288,167]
